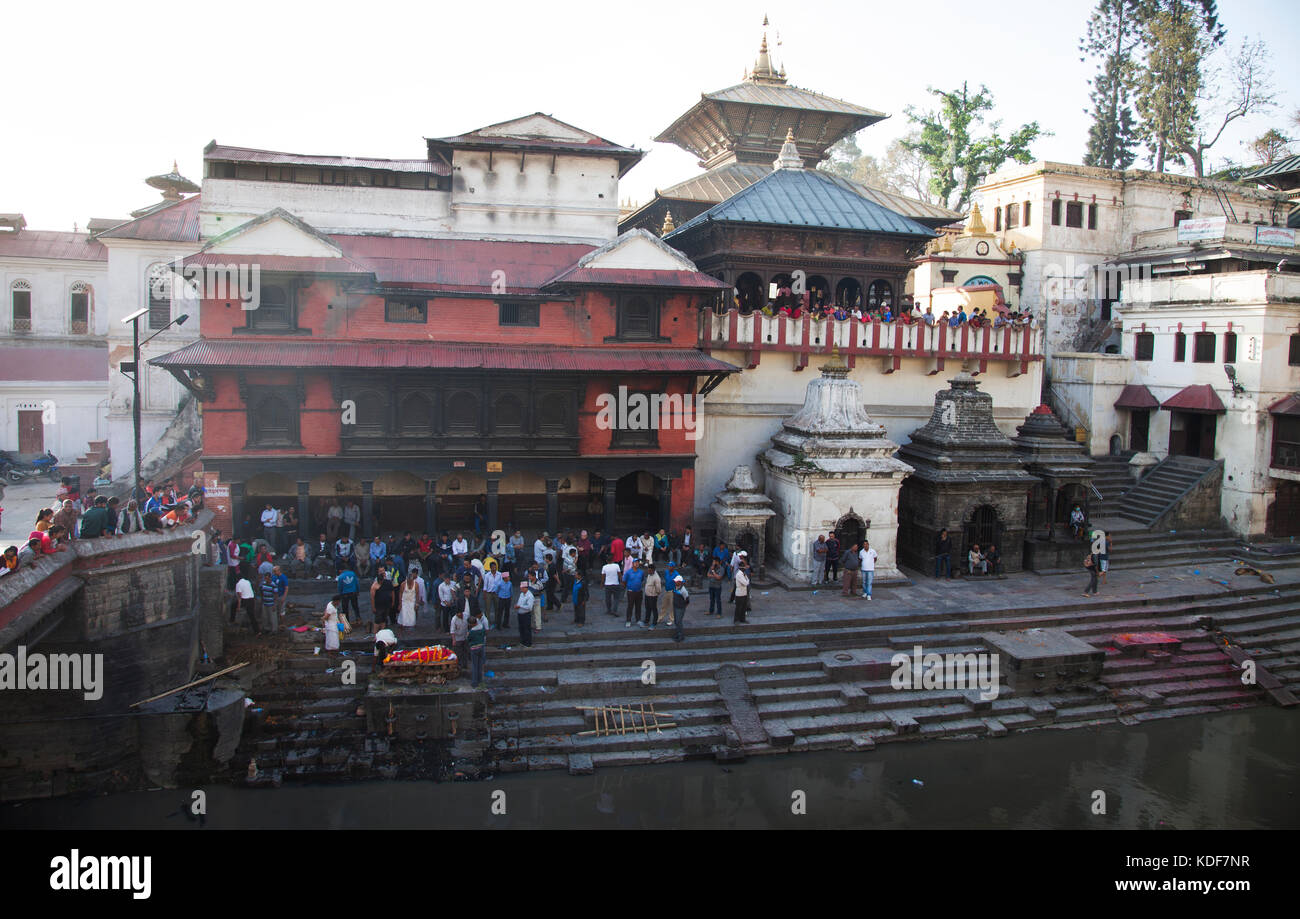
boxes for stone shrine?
[896,373,1038,574]
[758,352,913,584]
[711,465,776,567]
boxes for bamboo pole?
[129,662,249,709]
[578,722,676,737]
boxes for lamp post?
[119,308,188,502]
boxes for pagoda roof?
[665,166,937,239]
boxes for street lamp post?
[120,308,188,502]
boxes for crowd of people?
[221,525,762,660]
[726,285,1038,330]
[1,479,202,579]
[808,533,879,598]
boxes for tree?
[903,82,1045,212]
[1080,0,1144,169]
[1133,0,1226,173]
[820,132,935,203]
[1177,37,1277,177]
[1248,128,1292,165]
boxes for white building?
[0,214,110,463]
[1051,218,1300,538]
[972,161,1287,360]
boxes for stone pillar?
[1046,485,1058,540]
[545,478,559,535]
[230,482,245,540]
[486,478,500,534]
[361,480,374,538]
[425,478,438,537]
[603,478,617,533]
[296,481,310,542]
[657,476,673,531]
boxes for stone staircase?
[1113,457,1218,527]
[58,439,109,484]
[1090,453,1136,507]
[485,583,1300,771]
[235,648,399,785]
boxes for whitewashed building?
[0,214,110,463]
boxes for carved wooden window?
[247,389,301,447]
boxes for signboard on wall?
[1176,216,1227,242]
[1256,225,1296,246]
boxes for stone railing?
[700,308,1044,373]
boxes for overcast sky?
[5,0,1297,231]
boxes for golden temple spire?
[660,209,676,235]
[963,203,994,238]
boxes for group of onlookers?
[1,480,201,580]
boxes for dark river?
[4,708,1297,830]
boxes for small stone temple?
[896,372,1038,574]
[1012,404,1097,569]
[711,465,776,566]
[758,352,913,584]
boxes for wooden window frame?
[1135,332,1155,361]
[384,297,428,323]
[245,387,302,448]
[1173,331,1186,363]
[1065,201,1083,228]
[1224,332,1237,364]
[1193,331,1216,363]
[1051,199,1061,226]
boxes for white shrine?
[758,351,914,585]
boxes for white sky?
[5,0,1297,231]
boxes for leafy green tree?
[903,82,1045,212]
[1133,0,1225,172]
[1080,0,1143,169]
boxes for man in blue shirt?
[623,560,646,628]
[271,565,289,624]
[337,567,359,624]
[494,571,513,629]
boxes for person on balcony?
[923,307,936,325]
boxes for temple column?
[603,479,617,534]
[486,478,500,534]
[545,478,559,535]
[1046,485,1058,541]
[425,478,438,537]
[296,481,310,543]
[657,476,673,531]
[231,482,245,540]
[361,481,374,539]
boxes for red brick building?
[153,205,734,539]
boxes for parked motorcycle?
[6,450,60,483]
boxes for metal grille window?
[70,282,90,333]
[384,298,427,323]
[1135,332,1155,361]
[1173,331,1186,362]
[1224,332,1237,363]
[499,301,539,327]
[1051,199,1062,226]
[1065,201,1083,228]
[147,265,171,329]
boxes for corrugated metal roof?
[543,267,730,290]
[183,252,372,275]
[1114,384,1159,410]
[650,163,960,223]
[96,195,201,242]
[1246,154,1300,181]
[333,236,596,293]
[0,229,107,261]
[205,143,448,175]
[152,339,739,374]
[703,81,887,118]
[1161,384,1226,414]
[666,167,937,238]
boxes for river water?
[4,708,1296,830]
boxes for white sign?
[1176,217,1227,242]
[207,486,230,498]
[1256,225,1296,246]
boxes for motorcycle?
[6,450,60,483]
